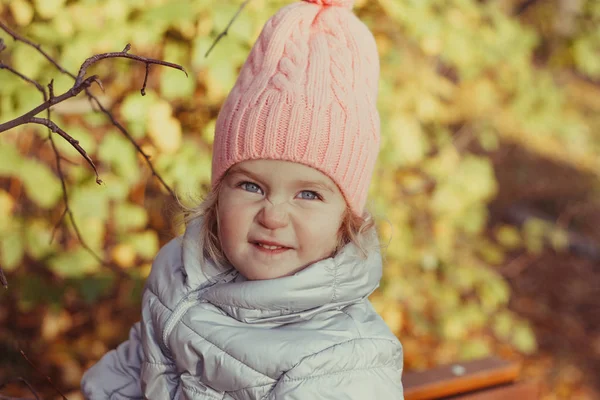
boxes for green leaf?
[431,155,497,216]
[70,184,110,221]
[512,322,537,354]
[74,217,105,253]
[119,91,158,139]
[160,53,194,101]
[72,274,115,304]
[493,311,515,341]
[19,160,63,209]
[459,338,492,360]
[114,203,148,233]
[477,271,510,312]
[26,219,58,260]
[34,0,67,19]
[383,115,428,166]
[0,143,25,176]
[157,140,212,195]
[8,0,33,26]
[522,218,546,254]
[0,231,24,271]
[17,275,64,311]
[98,131,140,184]
[574,35,600,78]
[0,190,14,232]
[53,124,96,157]
[476,239,505,265]
[126,230,159,260]
[495,225,522,249]
[440,310,468,340]
[48,247,101,277]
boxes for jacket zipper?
[161,269,238,352]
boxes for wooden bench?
[403,357,539,399]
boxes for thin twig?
[0,21,71,75]
[50,207,68,244]
[0,22,179,196]
[58,155,79,166]
[0,267,7,288]
[0,54,116,281]
[89,96,177,198]
[0,59,51,286]
[74,44,187,88]
[19,350,68,400]
[0,62,45,93]
[205,0,252,57]
[47,133,123,275]
[0,377,40,400]
[0,74,101,133]
[28,117,102,184]
[47,79,54,100]
[142,63,150,96]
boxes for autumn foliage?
[1,0,599,398]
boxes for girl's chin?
[235,262,306,281]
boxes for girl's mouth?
[251,241,292,253]
[257,243,284,250]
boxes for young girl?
[81,0,404,398]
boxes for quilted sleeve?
[81,322,144,400]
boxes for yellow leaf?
[387,114,428,166]
[34,0,67,19]
[0,190,14,221]
[41,310,72,341]
[381,305,404,334]
[147,101,182,154]
[111,243,137,268]
[9,0,33,26]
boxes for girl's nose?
[257,202,288,230]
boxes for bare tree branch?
[73,44,187,90]
[0,267,6,289]
[0,63,45,94]
[28,117,102,183]
[205,0,252,57]
[19,350,68,400]
[89,96,177,198]
[0,377,41,400]
[0,22,181,196]
[0,75,102,134]
[50,207,68,244]
[0,21,71,76]
[0,37,124,281]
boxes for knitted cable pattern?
[211,0,380,215]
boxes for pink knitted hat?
[212,0,380,215]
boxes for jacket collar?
[181,217,382,324]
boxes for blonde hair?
[183,182,377,270]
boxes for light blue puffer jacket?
[81,218,404,399]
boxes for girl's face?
[217,160,347,280]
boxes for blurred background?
[0,0,599,398]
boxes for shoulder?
[339,300,398,339]
[269,333,404,399]
[290,336,402,379]
[291,301,403,378]
[144,237,188,309]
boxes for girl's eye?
[297,190,321,201]
[240,182,263,194]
